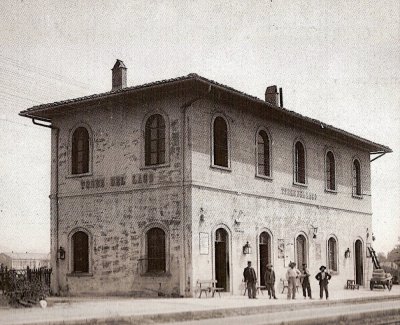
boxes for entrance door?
[259,232,271,286]
[296,234,307,267]
[355,240,363,285]
[215,228,229,291]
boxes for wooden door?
[215,228,229,291]
[355,240,363,285]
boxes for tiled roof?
[19,73,392,153]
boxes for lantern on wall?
[243,241,252,255]
[57,246,66,260]
[344,248,351,259]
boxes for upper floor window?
[327,236,338,272]
[213,116,229,167]
[294,141,306,184]
[326,151,336,191]
[146,227,166,273]
[72,127,89,175]
[145,114,166,166]
[352,159,361,196]
[72,231,89,273]
[257,130,271,177]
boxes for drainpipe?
[31,118,60,295]
[180,84,212,296]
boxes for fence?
[0,266,52,304]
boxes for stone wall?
[188,97,373,295]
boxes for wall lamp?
[344,248,351,259]
[310,225,318,239]
[243,241,252,255]
[57,246,66,260]
[199,208,205,222]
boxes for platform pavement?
[0,286,399,325]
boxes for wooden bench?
[242,283,266,296]
[197,280,224,298]
[346,280,359,290]
[280,278,300,293]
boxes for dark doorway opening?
[259,232,271,286]
[355,239,364,285]
[215,228,229,291]
[296,234,307,267]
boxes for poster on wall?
[315,243,321,260]
[278,239,285,258]
[199,232,209,255]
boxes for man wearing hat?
[286,262,301,299]
[264,264,277,299]
[243,261,257,299]
[300,263,312,299]
[315,265,331,299]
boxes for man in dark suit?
[243,261,257,299]
[315,265,332,299]
[264,264,277,299]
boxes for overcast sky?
[0,0,399,254]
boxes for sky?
[0,0,399,255]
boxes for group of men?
[243,261,332,300]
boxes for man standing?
[315,265,331,300]
[286,262,300,300]
[300,263,312,299]
[243,261,257,299]
[264,264,277,299]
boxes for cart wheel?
[370,281,374,290]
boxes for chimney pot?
[112,59,127,90]
[265,85,279,106]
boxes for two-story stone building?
[19,60,391,296]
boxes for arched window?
[145,114,166,166]
[353,159,361,196]
[213,116,228,167]
[72,231,89,273]
[294,141,306,184]
[146,227,166,273]
[326,151,336,191]
[296,234,307,267]
[72,127,89,175]
[257,130,270,177]
[327,237,338,272]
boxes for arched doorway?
[296,234,307,267]
[215,228,230,291]
[259,232,271,286]
[355,239,364,285]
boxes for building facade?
[0,252,50,270]
[20,61,391,296]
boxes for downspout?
[31,118,60,295]
[180,84,212,296]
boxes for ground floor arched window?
[146,227,166,273]
[327,237,338,272]
[72,231,89,273]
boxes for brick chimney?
[111,59,127,90]
[265,85,279,106]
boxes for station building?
[19,60,391,296]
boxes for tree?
[377,252,387,263]
[386,237,400,266]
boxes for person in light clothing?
[286,262,301,300]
